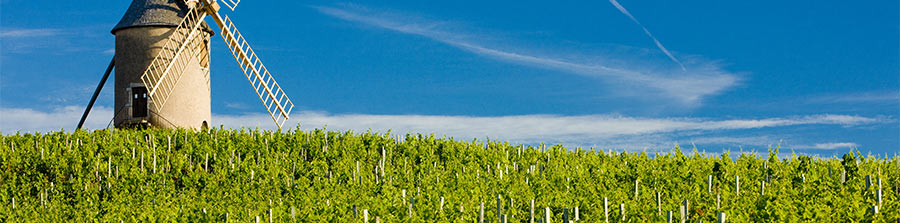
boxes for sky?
[1,0,898,157]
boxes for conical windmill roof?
[112,0,213,34]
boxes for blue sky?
[1,0,898,157]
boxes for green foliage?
[0,128,897,222]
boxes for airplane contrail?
[608,0,686,71]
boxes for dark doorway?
[132,86,148,118]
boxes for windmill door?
[132,86,148,118]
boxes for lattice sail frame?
[219,0,240,11]
[212,13,294,129]
[139,0,295,129]
[139,7,208,112]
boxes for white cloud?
[312,5,740,105]
[686,136,779,147]
[794,142,859,150]
[4,106,884,151]
[0,28,61,38]
[806,91,900,105]
[0,106,112,133]
[224,102,250,110]
[214,111,883,150]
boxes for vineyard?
[1,127,898,222]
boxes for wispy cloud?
[806,91,900,105]
[0,28,61,38]
[224,102,250,110]
[312,5,740,105]
[688,136,780,147]
[214,111,884,149]
[795,142,859,150]
[3,106,887,151]
[0,27,112,54]
[0,106,112,133]
[608,0,685,71]
[686,136,857,153]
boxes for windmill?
[77,0,294,130]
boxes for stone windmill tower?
[111,0,214,129]
[77,0,294,130]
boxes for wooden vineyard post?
[604,197,609,223]
[620,204,625,221]
[545,207,551,223]
[364,209,369,223]
[735,176,740,195]
[635,179,640,198]
[878,178,882,207]
[841,170,846,184]
[760,180,766,196]
[657,191,662,215]
[716,192,721,210]
[530,200,535,223]
[575,206,579,221]
[497,195,502,222]
[679,205,686,223]
[708,175,713,194]
[480,202,485,223]
[718,212,726,223]
[440,197,445,213]
[667,211,673,223]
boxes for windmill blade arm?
[208,11,295,129]
[218,0,240,11]
[139,7,208,111]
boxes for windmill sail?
[219,0,240,11]
[139,7,209,112]
[210,12,294,129]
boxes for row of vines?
[0,127,898,222]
